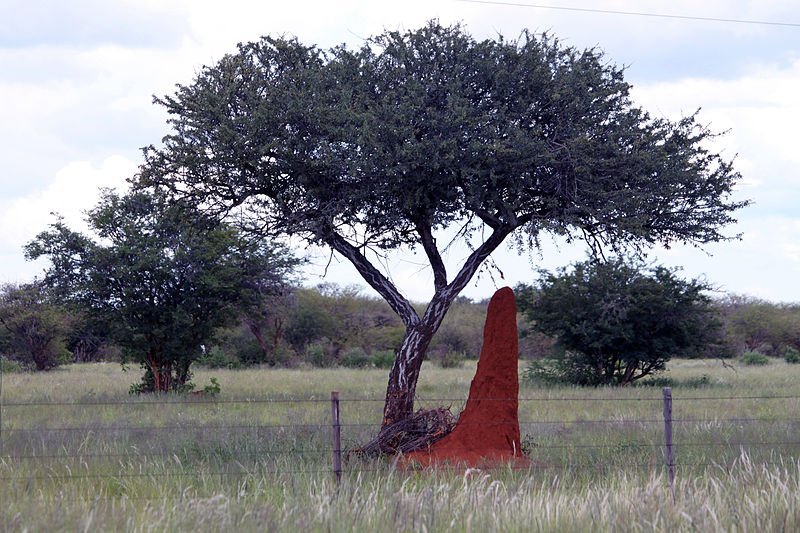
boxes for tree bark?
[381,223,517,425]
[382,324,436,425]
[320,221,518,428]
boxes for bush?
[436,349,464,368]
[522,358,572,386]
[340,347,372,368]
[304,342,332,367]
[517,257,720,386]
[634,376,674,388]
[196,346,240,369]
[740,351,770,366]
[684,374,712,387]
[202,377,221,396]
[635,374,711,388]
[371,350,396,369]
[783,347,800,364]
[0,356,24,373]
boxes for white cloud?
[0,156,134,251]
[3,0,800,303]
[0,0,189,48]
[632,59,800,218]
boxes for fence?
[2,387,800,499]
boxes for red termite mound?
[404,286,529,469]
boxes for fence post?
[330,391,342,486]
[662,387,675,500]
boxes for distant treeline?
[1,281,799,372]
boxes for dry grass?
[2,358,800,531]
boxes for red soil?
[404,287,529,469]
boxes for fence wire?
[2,392,800,488]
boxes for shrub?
[784,347,800,364]
[304,342,332,367]
[196,346,240,369]
[437,349,464,368]
[740,351,770,366]
[340,347,372,368]
[0,356,24,373]
[634,374,711,388]
[202,377,221,395]
[684,374,712,387]
[517,257,720,386]
[371,350,396,369]
[634,376,674,388]
[522,359,571,386]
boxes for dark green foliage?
[0,357,24,373]
[202,377,222,396]
[634,374,711,388]
[0,282,72,370]
[740,351,770,366]
[26,189,298,392]
[518,257,721,385]
[135,21,746,418]
[213,326,265,366]
[196,346,241,369]
[339,347,372,368]
[283,285,405,365]
[371,350,397,369]
[303,342,331,368]
[139,22,745,257]
[284,293,341,353]
[785,347,800,364]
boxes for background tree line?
[4,273,800,377]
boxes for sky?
[1,0,799,303]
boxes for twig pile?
[352,407,456,458]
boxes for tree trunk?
[621,360,636,385]
[322,221,518,429]
[381,290,457,426]
[247,320,270,362]
[382,324,436,425]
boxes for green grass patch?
[2,359,800,530]
[740,351,770,366]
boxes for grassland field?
[2,359,800,532]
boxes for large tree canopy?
[137,21,746,424]
[26,189,298,392]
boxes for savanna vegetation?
[2,360,800,531]
[5,18,797,532]
[135,21,746,424]
[3,274,800,380]
[23,189,298,393]
[517,257,722,386]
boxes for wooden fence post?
[662,387,675,500]
[330,391,342,486]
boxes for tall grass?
[2,359,800,531]
[3,453,799,531]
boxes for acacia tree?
[517,258,720,385]
[0,282,70,370]
[137,22,746,423]
[26,189,297,392]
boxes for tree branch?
[419,223,517,330]
[324,230,420,328]
[415,221,447,292]
[446,223,516,297]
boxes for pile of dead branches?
[352,407,456,458]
